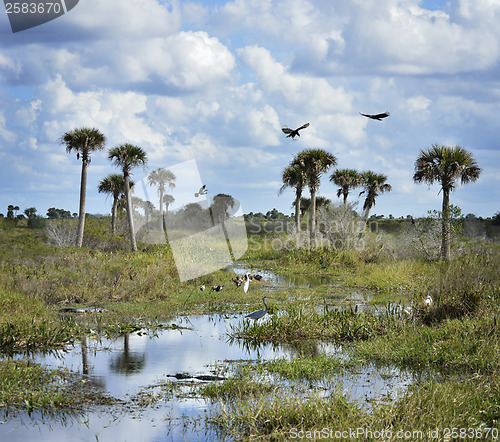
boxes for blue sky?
[0,0,499,219]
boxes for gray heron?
[245,296,270,321]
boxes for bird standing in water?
[245,296,271,321]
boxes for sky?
[0,0,499,220]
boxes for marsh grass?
[230,304,379,342]
[0,359,116,413]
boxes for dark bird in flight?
[359,111,390,121]
[282,123,310,139]
[194,185,207,197]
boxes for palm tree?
[98,174,134,234]
[163,194,175,215]
[292,149,337,245]
[413,144,481,261]
[108,144,147,252]
[147,168,176,232]
[61,127,106,247]
[279,164,307,232]
[359,171,392,234]
[330,169,362,206]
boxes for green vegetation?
[0,215,499,438]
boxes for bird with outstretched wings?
[359,111,390,121]
[282,122,310,139]
[194,185,207,197]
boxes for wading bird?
[243,273,251,293]
[245,296,271,321]
[281,123,310,139]
[194,185,207,197]
[359,111,390,121]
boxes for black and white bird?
[194,185,207,197]
[211,285,224,292]
[232,277,243,287]
[359,111,390,121]
[200,285,206,291]
[245,296,271,321]
[281,123,310,139]
[424,295,433,306]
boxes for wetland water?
[1,314,416,442]
[1,271,415,441]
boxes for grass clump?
[0,359,116,413]
[0,288,78,353]
[231,304,377,342]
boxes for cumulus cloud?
[238,45,353,114]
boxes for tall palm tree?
[108,144,147,252]
[98,174,134,234]
[61,127,106,247]
[147,168,176,232]
[330,169,362,206]
[279,164,307,232]
[413,144,481,261]
[292,149,337,245]
[359,171,392,233]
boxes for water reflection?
[1,314,419,441]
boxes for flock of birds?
[199,273,270,321]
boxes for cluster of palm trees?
[280,144,481,261]
[62,127,147,252]
[280,149,391,246]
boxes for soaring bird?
[245,296,271,321]
[194,185,207,197]
[282,123,310,139]
[359,111,390,121]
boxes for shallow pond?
[1,313,418,442]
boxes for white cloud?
[238,45,353,114]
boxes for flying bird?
[359,111,390,121]
[282,123,310,139]
[194,185,207,197]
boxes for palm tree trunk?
[441,187,451,261]
[75,160,87,247]
[159,188,164,233]
[309,187,317,247]
[294,193,301,232]
[343,191,348,206]
[111,196,118,234]
[124,171,138,251]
